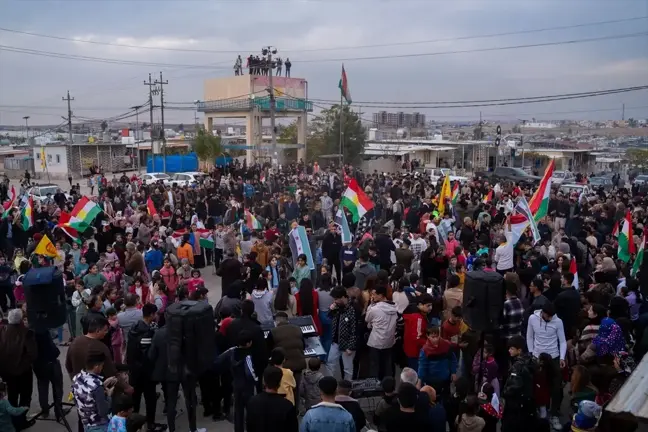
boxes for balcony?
[197,96,313,113]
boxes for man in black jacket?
[217,251,244,298]
[126,303,165,432]
[501,335,536,432]
[322,223,342,281]
[34,329,64,420]
[225,300,267,391]
[246,366,298,432]
[554,272,581,339]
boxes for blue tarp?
[215,154,233,167]
[147,153,198,173]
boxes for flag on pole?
[437,175,452,216]
[34,234,58,258]
[69,196,102,226]
[339,65,352,104]
[340,178,374,222]
[618,210,635,263]
[631,233,645,278]
[334,208,353,243]
[482,190,493,204]
[199,231,214,249]
[451,182,460,206]
[289,225,315,270]
[529,159,555,221]
[244,209,263,230]
[515,195,541,245]
[146,197,157,216]
[21,197,33,231]
[40,147,47,170]
[57,211,81,244]
[1,186,17,219]
[612,221,619,238]
[570,257,579,290]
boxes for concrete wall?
[33,146,68,178]
[204,75,252,101]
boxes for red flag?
[146,197,157,216]
[57,211,80,243]
[3,186,16,211]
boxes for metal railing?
[197,96,312,113]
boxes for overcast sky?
[0,0,647,127]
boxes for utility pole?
[22,116,29,140]
[263,46,278,165]
[130,105,143,172]
[622,103,625,120]
[143,74,160,170]
[62,90,74,145]
[155,72,169,172]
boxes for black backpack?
[166,300,215,379]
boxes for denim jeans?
[326,343,355,380]
[319,311,332,356]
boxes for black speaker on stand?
[23,267,67,332]
[462,270,505,387]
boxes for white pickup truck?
[426,168,469,185]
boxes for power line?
[1,16,645,54]
[2,32,647,68]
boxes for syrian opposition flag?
[334,208,353,243]
[21,197,34,231]
[244,209,263,230]
[618,210,635,263]
[612,221,619,238]
[631,233,645,278]
[289,225,315,270]
[146,197,157,216]
[339,64,352,104]
[482,190,493,204]
[340,178,374,222]
[451,182,460,206]
[529,159,555,221]
[570,257,579,290]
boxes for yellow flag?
[34,234,58,258]
[40,147,46,170]
[437,175,451,216]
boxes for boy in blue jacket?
[418,326,457,401]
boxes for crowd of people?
[233,54,292,77]
[0,158,646,432]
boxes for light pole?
[23,116,30,140]
[193,100,201,133]
[262,46,278,165]
[130,105,143,172]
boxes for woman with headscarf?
[579,317,626,364]
[190,223,204,269]
[125,241,148,283]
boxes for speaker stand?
[29,401,74,432]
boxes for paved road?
[29,270,233,432]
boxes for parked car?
[28,184,71,202]
[165,172,205,187]
[475,166,541,186]
[588,176,614,191]
[633,174,648,186]
[141,172,171,185]
[425,168,469,185]
[559,183,591,197]
[551,170,574,186]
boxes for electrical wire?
[1,16,645,54]
[2,32,647,68]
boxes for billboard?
[252,76,306,100]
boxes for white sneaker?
[550,416,563,430]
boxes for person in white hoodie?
[526,302,567,431]
[366,284,399,379]
[248,279,274,323]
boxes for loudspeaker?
[462,270,505,332]
[23,267,67,331]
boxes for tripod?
[30,401,75,432]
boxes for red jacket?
[402,304,427,358]
[295,290,322,335]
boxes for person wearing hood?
[217,251,244,298]
[526,303,566,431]
[353,251,377,291]
[248,278,273,322]
[225,300,267,391]
[126,303,166,432]
[501,335,536,432]
[417,326,457,399]
[216,330,258,432]
[457,394,485,432]
[215,280,244,319]
[366,284,399,379]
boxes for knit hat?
[572,400,602,431]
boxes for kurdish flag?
[146,197,157,216]
[529,159,555,221]
[612,220,619,238]
[1,186,17,219]
[451,182,460,206]
[245,210,263,230]
[340,178,374,223]
[631,233,645,277]
[570,257,579,290]
[339,64,352,104]
[58,211,81,244]
[618,210,635,263]
[21,197,34,231]
[68,196,101,228]
[482,190,493,204]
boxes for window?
[56,155,61,163]
[47,154,52,162]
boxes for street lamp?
[193,100,201,133]
[262,46,278,163]
[23,116,30,140]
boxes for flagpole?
[339,90,344,168]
